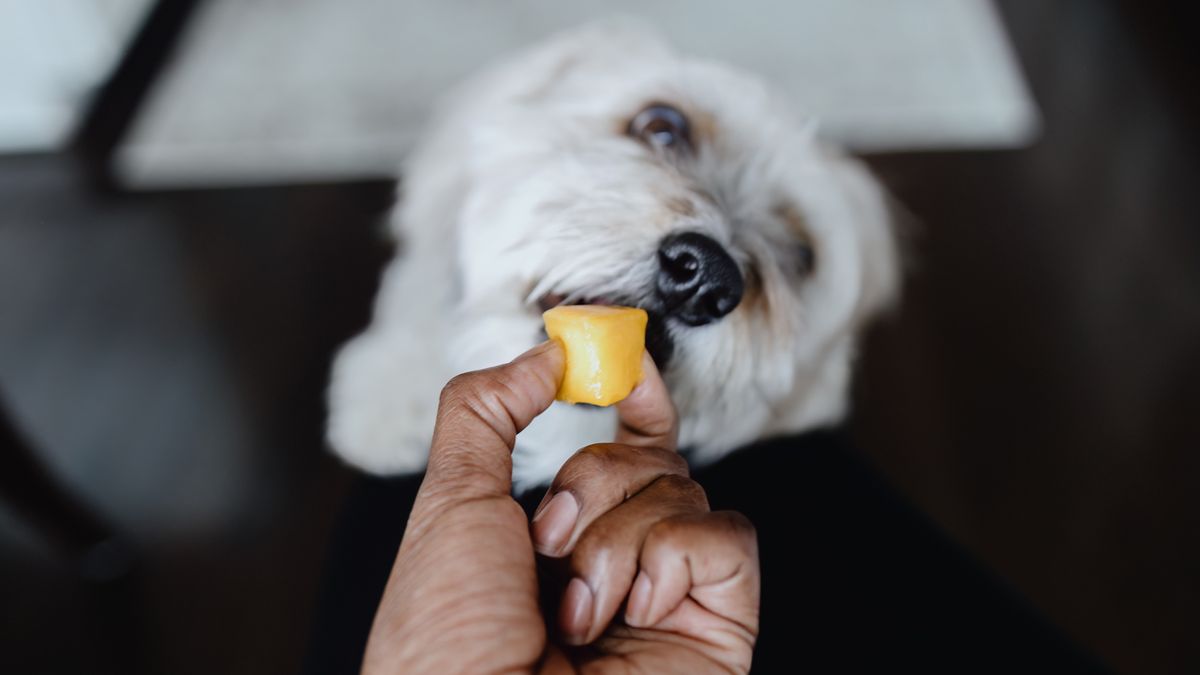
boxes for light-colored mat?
[116,0,1038,189]
[0,0,151,151]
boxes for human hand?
[361,340,759,674]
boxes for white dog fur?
[326,20,900,491]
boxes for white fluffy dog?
[327,21,900,491]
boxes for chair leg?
[0,391,133,580]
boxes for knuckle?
[569,528,608,570]
[578,442,622,460]
[657,448,690,474]
[555,445,687,492]
[721,510,756,534]
[643,511,759,560]
[560,443,619,477]
[440,371,509,421]
[440,372,480,404]
[654,474,708,506]
[622,444,686,472]
[645,517,687,550]
[711,511,759,552]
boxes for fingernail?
[560,577,594,644]
[625,571,653,627]
[531,491,578,555]
[639,350,654,380]
[517,339,558,361]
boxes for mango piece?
[543,305,648,406]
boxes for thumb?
[424,340,564,499]
[366,341,562,673]
[614,351,679,451]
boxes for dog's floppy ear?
[482,18,674,103]
[823,150,904,325]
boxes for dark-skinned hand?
[361,340,759,674]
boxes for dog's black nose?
[656,232,744,326]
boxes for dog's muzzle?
[655,232,744,326]
[534,231,743,371]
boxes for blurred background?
[0,0,1196,673]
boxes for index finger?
[614,351,678,451]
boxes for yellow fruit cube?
[542,305,648,406]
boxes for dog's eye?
[797,243,816,275]
[629,104,692,151]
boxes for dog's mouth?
[535,292,675,370]
[535,293,614,313]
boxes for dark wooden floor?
[856,3,1199,672]
[0,1,1196,673]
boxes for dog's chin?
[535,292,676,370]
